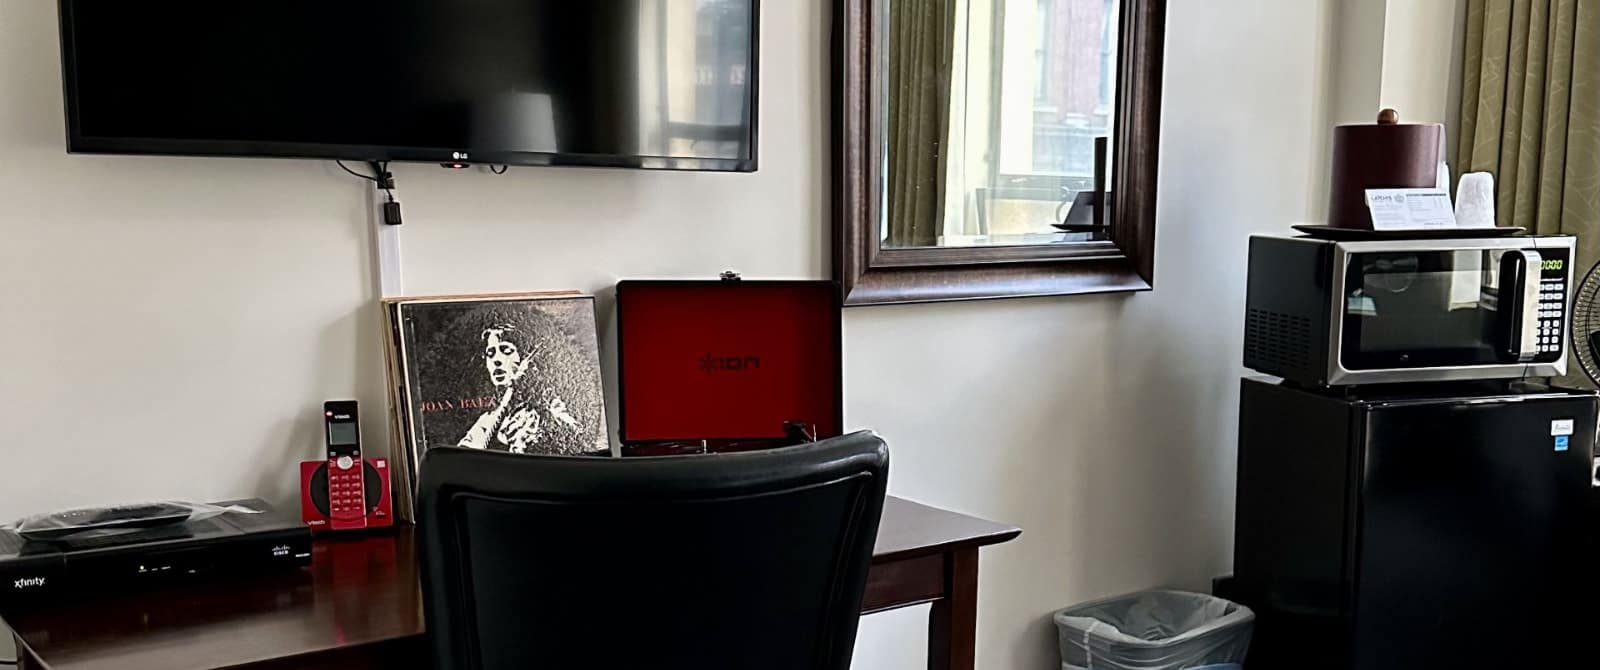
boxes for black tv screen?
[59,1,759,171]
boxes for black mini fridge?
[1232,378,1596,669]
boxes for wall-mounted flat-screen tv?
[58,1,759,171]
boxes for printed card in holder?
[1364,188,1457,230]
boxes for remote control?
[19,503,193,542]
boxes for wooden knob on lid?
[1377,108,1400,125]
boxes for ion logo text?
[700,354,761,374]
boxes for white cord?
[374,187,404,297]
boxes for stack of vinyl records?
[379,292,609,521]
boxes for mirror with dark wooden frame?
[834,0,1166,305]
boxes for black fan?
[1571,260,1600,385]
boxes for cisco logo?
[13,576,46,590]
[271,544,292,558]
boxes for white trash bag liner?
[1054,590,1253,670]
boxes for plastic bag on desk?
[5,500,263,543]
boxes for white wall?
[1328,0,1464,129]
[853,1,1337,666]
[2,1,1335,668]
[1381,0,1467,127]
[0,0,827,514]
[1330,0,1390,126]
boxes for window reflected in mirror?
[883,0,1120,249]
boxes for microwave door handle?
[1499,250,1542,363]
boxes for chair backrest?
[417,431,890,670]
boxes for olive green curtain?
[886,0,955,248]
[1458,0,1600,264]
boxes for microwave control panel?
[1535,250,1571,358]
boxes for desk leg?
[926,548,978,670]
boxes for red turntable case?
[615,278,842,455]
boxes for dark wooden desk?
[3,497,1018,670]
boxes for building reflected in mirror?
[884,0,1119,249]
[640,0,754,165]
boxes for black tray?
[1291,224,1525,240]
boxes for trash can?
[1054,589,1253,670]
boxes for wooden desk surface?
[3,497,1019,670]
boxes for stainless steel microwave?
[1244,235,1575,386]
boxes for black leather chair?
[417,431,890,670]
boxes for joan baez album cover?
[388,294,609,475]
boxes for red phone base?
[299,458,394,532]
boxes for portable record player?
[615,275,843,456]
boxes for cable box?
[0,499,310,600]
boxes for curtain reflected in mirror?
[883,0,1121,249]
